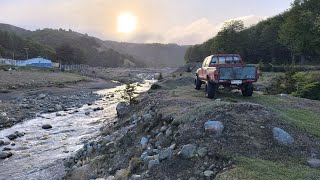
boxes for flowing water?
[0,80,154,180]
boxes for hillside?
[0,23,187,67]
[185,0,320,65]
[102,41,189,67]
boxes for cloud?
[130,15,267,45]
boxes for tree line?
[0,31,56,60]
[0,28,144,67]
[185,0,320,65]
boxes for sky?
[0,0,294,45]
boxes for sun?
[117,12,137,33]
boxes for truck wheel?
[206,81,216,99]
[242,83,253,97]
[195,76,202,90]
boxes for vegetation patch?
[216,157,320,180]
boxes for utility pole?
[12,52,15,60]
[24,48,29,60]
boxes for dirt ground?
[68,68,320,180]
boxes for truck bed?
[219,66,257,80]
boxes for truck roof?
[212,54,241,56]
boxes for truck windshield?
[217,56,241,64]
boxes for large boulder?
[116,102,130,118]
[272,127,294,146]
[204,121,224,137]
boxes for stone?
[56,112,63,117]
[0,151,13,159]
[42,124,52,129]
[85,112,90,116]
[272,127,294,146]
[203,170,215,177]
[140,137,148,146]
[3,147,12,151]
[197,147,208,158]
[160,126,168,132]
[179,144,197,159]
[159,147,173,161]
[148,159,160,169]
[0,140,4,146]
[307,159,320,168]
[142,113,153,121]
[106,176,115,180]
[116,102,129,118]
[150,84,161,90]
[55,104,63,111]
[7,134,18,140]
[38,94,46,99]
[130,174,142,180]
[165,127,173,136]
[204,121,224,137]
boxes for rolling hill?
[0,23,188,67]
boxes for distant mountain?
[0,23,188,67]
[102,41,189,67]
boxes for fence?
[59,64,90,71]
[0,58,16,66]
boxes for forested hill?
[0,24,187,67]
[185,0,320,65]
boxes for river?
[0,80,154,180]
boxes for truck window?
[211,57,218,64]
[218,56,226,64]
[233,56,240,62]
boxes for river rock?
[197,147,208,158]
[38,94,46,99]
[160,126,168,132]
[3,147,12,151]
[307,158,320,168]
[106,176,115,180]
[204,121,224,137]
[7,134,18,140]
[55,104,63,111]
[0,140,4,146]
[140,137,148,146]
[272,127,294,146]
[203,170,215,177]
[165,127,173,137]
[116,102,129,118]
[178,144,197,159]
[42,124,52,129]
[159,147,173,161]
[0,151,13,159]
[85,112,90,116]
[148,159,160,169]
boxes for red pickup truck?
[195,54,259,98]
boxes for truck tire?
[195,76,202,90]
[242,83,253,97]
[206,81,216,99]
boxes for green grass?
[219,93,320,137]
[250,95,320,137]
[216,157,320,180]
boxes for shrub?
[293,82,320,100]
[118,83,138,105]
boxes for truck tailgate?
[219,66,257,80]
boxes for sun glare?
[117,12,137,33]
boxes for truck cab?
[195,54,259,98]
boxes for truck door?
[199,57,209,80]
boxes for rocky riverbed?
[0,78,155,180]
